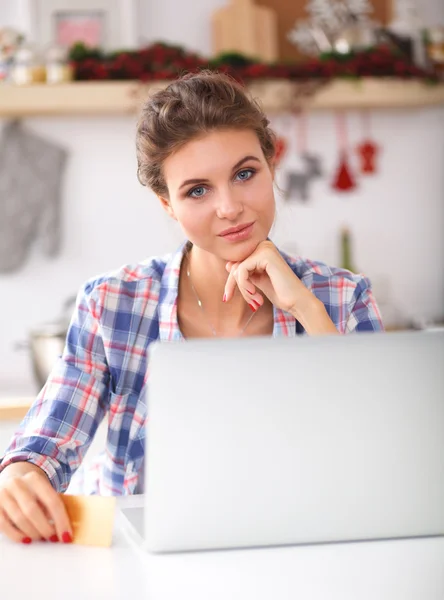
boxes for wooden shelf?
[1,78,443,117]
[0,399,32,421]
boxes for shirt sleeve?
[0,281,110,492]
[345,276,384,333]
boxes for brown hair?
[136,70,276,198]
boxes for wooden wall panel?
[255,0,394,61]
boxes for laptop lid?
[144,331,444,553]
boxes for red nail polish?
[49,534,59,543]
[62,531,73,544]
[22,537,32,544]
[249,303,257,312]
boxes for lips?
[219,222,255,237]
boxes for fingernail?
[249,303,257,312]
[49,534,59,543]
[40,538,47,542]
[22,537,32,544]
[62,531,73,544]
[222,294,226,302]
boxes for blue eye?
[188,186,207,198]
[236,168,255,182]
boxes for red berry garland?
[68,42,437,83]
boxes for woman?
[0,71,383,545]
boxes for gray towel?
[0,121,68,273]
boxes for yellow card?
[60,494,116,547]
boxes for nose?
[215,188,244,221]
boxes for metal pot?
[16,296,76,390]
[27,323,68,389]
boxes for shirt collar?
[158,240,296,341]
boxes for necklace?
[185,253,258,337]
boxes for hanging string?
[296,110,308,155]
[336,111,349,153]
[361,109,371,138]
[332,111,357,192]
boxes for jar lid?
[14,43,39,63]
[45,44,69,63]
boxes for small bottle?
[340,227,357,274]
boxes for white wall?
[0,0,443,393]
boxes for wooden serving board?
[212,0,278,63]
[61,495,116,547]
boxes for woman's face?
[161,128,275,263]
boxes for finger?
[223,264,239,302]
[0,488,42,541]
[236,265,264,309]
[25,472,73,543]
[224,263,262,307]
[10,478,56,540]
[0,508,26,544]
[245,287,264,308]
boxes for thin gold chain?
[185,253,258,337]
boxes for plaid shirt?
[0,241,383,495]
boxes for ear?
[269,161,276,181]
[158,195,177,221]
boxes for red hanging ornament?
[357,141,379,173]
[332,113,357,192]
[333,152,356,191]
[274,136,287,166]
[356,112,380,174]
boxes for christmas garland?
[69,41,437,83]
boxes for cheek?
[245,176,275,214]
[174,202,213,239]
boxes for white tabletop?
[1,496,443,600]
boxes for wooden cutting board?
[61,495,116,547]
[212,0,278,63]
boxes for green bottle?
[340,227,357,274]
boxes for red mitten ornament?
[356,112,380,174]
[356,140,379,174]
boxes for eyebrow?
[178,155,261,190]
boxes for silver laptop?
[119,331,444,553]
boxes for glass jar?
[45,45,74,84]
[425,27,444,77]
[11,44,46,84]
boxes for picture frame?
[25,0,139,50]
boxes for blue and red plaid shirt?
[0,241,383,495]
